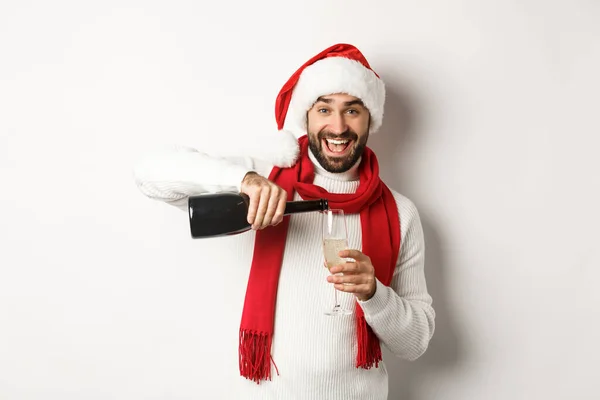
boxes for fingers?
[327,254,377,301]
[332,283,372,295]
[328,261,362,275]
[273,192,287,225]
[327,270,374,286]
[338,249,369,262]
[262,189,284,227]
[327,273,371,292]
[252,187,271,229]
[246,191,259,226]
[327,271,376,301]
[242,173,260,226]
[240,172,287,230]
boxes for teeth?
[326,139,349,145]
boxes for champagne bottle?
[188,192,329,238]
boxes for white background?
[1,1,599,399]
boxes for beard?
[308,128,369,173]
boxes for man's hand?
[327,249,377,301]
[240,172,287,230]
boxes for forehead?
[314,93,363,105]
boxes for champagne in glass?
[323,238,349,270]
[322,209,352,316]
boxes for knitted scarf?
[239,135,400,383]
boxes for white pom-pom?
[217,129,299,168]
[245,129,299,168]
[264,129,300,167]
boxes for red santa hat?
[252,43,386,168]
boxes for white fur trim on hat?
[282,56,386,138]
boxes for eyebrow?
[315,96,365,107]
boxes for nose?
[329,112,347,134]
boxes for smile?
[323,138,353,156]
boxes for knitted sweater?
[133,146,435,400]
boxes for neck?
[308,149,361,182]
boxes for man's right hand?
[241,172,288,230]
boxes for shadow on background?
[369,79,464,399]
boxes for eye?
[317,108,329,113]
[346,109,359,115]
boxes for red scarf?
[239,136,401,383]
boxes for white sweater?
[133,146,435,400]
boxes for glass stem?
[334,285,339,308]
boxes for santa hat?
[251,43,386,168]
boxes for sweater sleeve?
[132,145,270,211]
[357,195,435,361]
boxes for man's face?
[307,93,371,173]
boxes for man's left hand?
[327,249,377,301]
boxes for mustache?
[318,129,358,141]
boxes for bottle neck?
[284,199,328,215]
[239,193,328,214]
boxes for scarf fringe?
[239,329,279,383]
[356,314,382,369]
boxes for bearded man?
[134,43,435,400]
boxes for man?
[133,43,435,400]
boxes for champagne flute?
[322,209,352,316]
